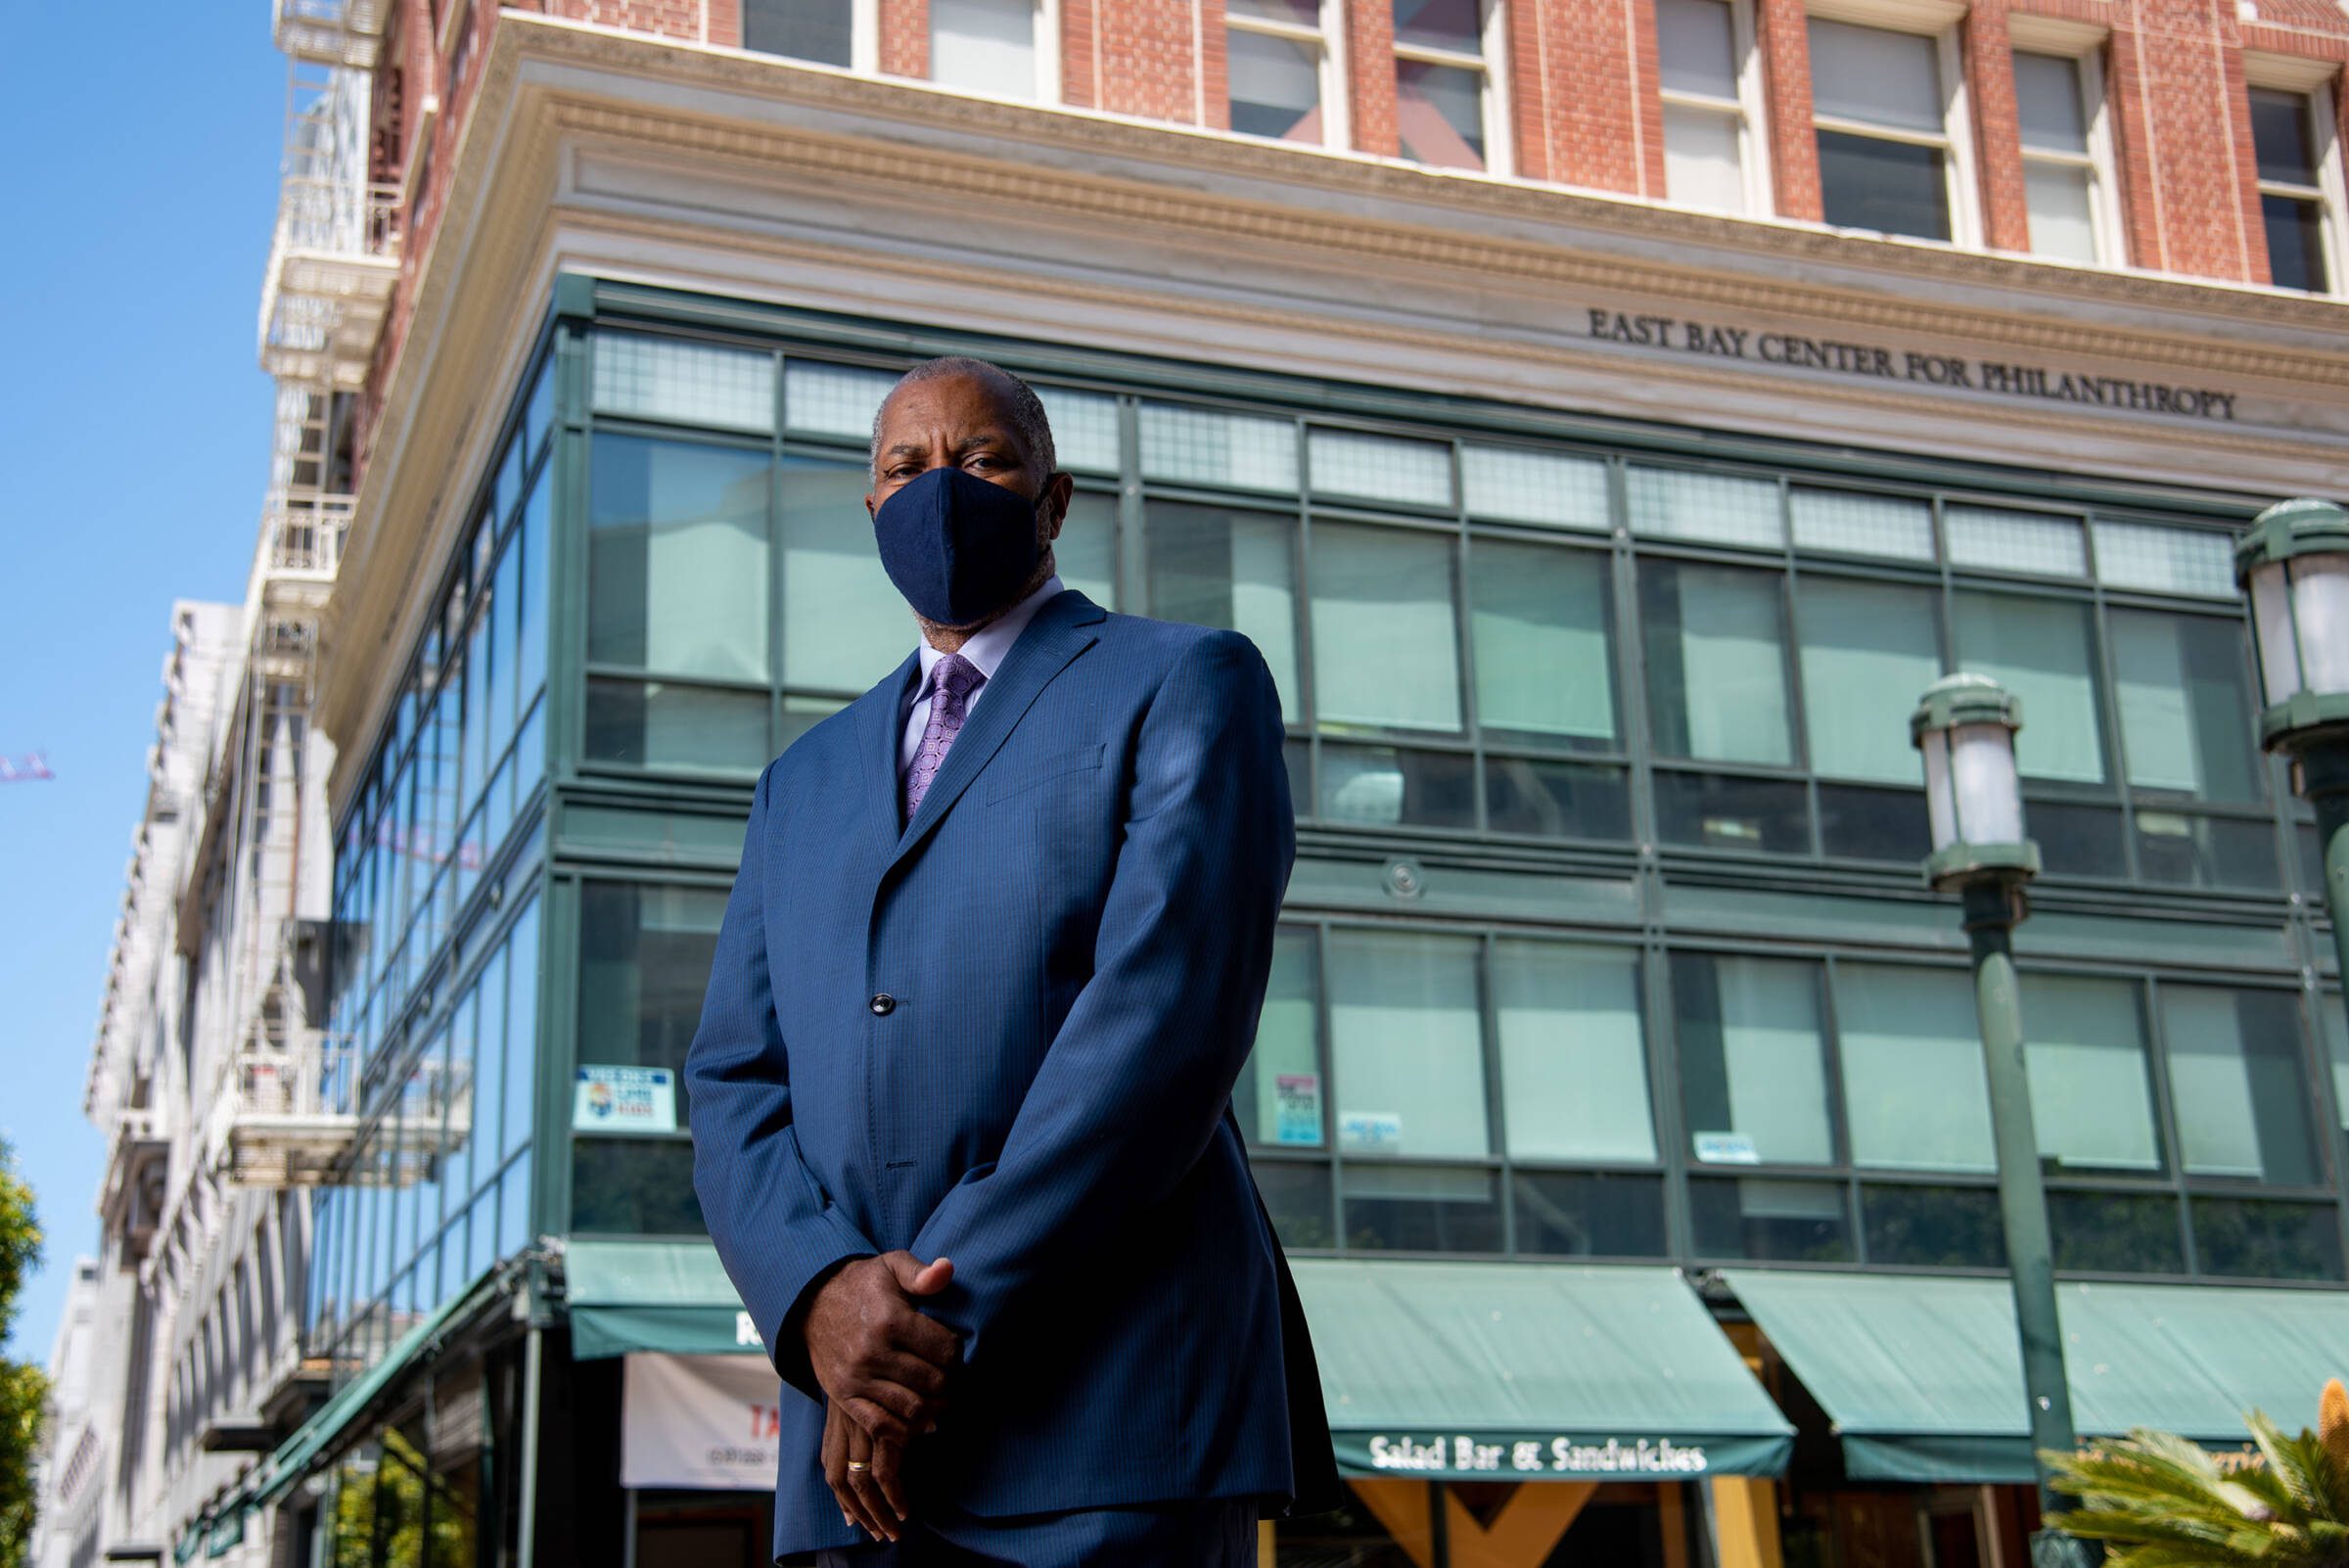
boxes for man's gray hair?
[869,356,1057,480]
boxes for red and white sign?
[622,1353,783,1491]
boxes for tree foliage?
[0,1138,45,1568]
[2047,1379,2349,1568]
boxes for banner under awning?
[1725,1268,2349,1484]
[1293,1258,1793,1481]
[622,1353,784,1491]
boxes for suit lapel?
[889,590,1105,873]
[857,647,923,861]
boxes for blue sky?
[0,14,286,1360]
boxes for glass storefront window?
[780,454,905,694]
[1675,954,1834,1167]
[1146,501,1301,720]
[1236,928,1323,1149]
[1653,769,1810,853]
[1317,744,1476,829]
[2189,1196,2344,1280]
[588,436,773,682]
[1690,1176,1853,1261]
[2108,610,2260,804]
[2050,1190,2186,1273]
[573,1139,705,1236]
[1861,1184,2005,1268]
[1342,1165,1504,1252]
[1796,576,1939,784]
[1484,758,1633,840]
[2160,986,2320,1185]
[2022,974,2162,1174]
[1494,941,1654,1163]
[1834,963,1995,1174]
[500,899,540,1165]
[1326,930,1488,1160]
[577,882,728,1128]
[1055,491,1119,608]
[1468,539,1616,750]
[1953,591,2106,784]
[1513,1172,1669,1257]
[1641,561,1793,766]
[1255,1163,1336,1250]
[1310,523,1463,733]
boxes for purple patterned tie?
[903,653,984,820]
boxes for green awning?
[567,1239,760,1360]
[1294,1259,1793,1480]
[1725,1269,2349,1484]
[242,1268,510,1506]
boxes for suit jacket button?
[869,993,896,1016]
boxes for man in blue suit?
[686,356,1338,1565]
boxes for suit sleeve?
[907,630,1294,1363]
[686,758,880,1399]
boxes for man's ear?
[864,488,877,519]
[1040,472,1074,540]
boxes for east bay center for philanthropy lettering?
[1585,308,2240,423]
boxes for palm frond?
[2247,1411,2326,1521]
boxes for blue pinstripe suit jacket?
[684,589,1336,1557]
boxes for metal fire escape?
[205,0,397,1187]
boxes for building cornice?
[319,13,2349,805]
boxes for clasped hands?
[806,1251,958,1543]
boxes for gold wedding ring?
[845,1460,869,1473]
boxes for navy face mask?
[871,466,1045,626]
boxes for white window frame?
[1224,0,1352,150]
[2006,20,2126,267]
[1656,0,1773,213]
[1389,0,1514,176]
[2243,56,2349,295]
[929,0,1062,104]
[1805,0,1981,248]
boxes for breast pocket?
[984,742,1107,804]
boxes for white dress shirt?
[898,575,1067,777]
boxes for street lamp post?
[2235,498,2349,990]
[1911,675,2089,1566]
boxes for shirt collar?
[915,575,1066,693]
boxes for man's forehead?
[877,374,1023,440]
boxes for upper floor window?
[1391,0,1509,173]
[1227,0,1347,147]
[744,0,865,69]
[2012,48,2120,264]
[1657,0,1768,213]
[2249,82,2345,294]
[932,0,1048,101]
[1807,16,1975,244]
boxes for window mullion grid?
[1775,478,1825,859]
[1288,422,1320,822]
[1814,949,1859,1256]
[1452,463,1494,835]
[1392,40,1486,70]
[768,390,788,757]
[1646,934,1693,1261]
[1480,930,1514,1255]
[1811,113,1951,151]
[1226,12,1323,43]
[2081,568,2142,881]
[1610,459,1664,858]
